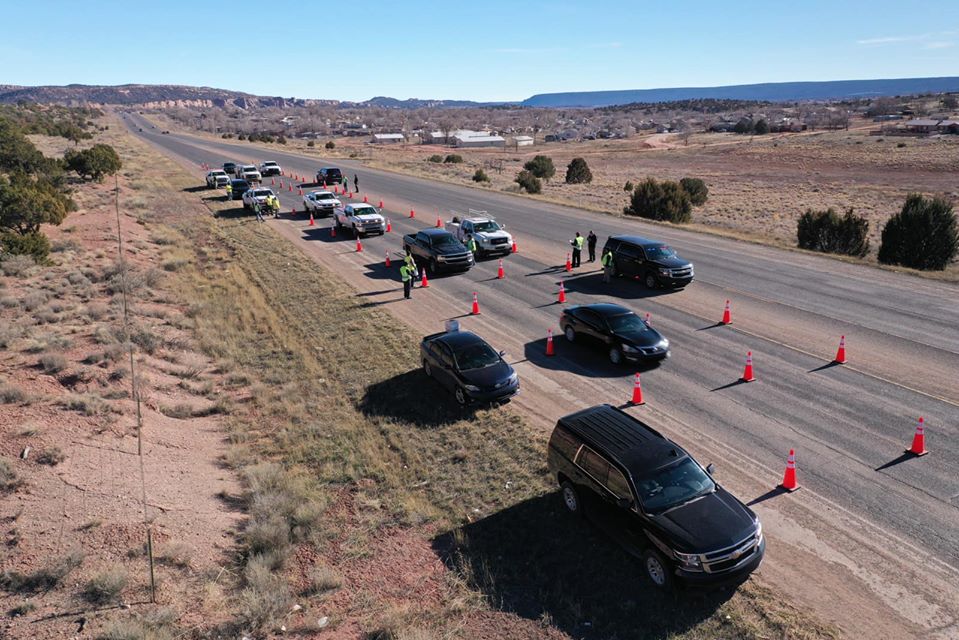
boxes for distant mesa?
[521,77,959,107]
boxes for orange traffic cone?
[378,199,384,209]
[420,271,429,288]
[906,417,929,456]
[298,187,303,196]
[363,195,368,203]
[471,292,481,315]
[721,299,732,325]
[741,351,756,382]
[288,183,293,192]
[435,217,442,228]
[330,225,336,238]
[386,219,392,233]
[410,209,416,219]
[356,237,363,252]
[511,240,518,253]
[347,191,353,198]
[779,449,800,492]
[630,373,645,405]
[280,179,284,189]
[385,251,391,268]
[497,259,505,279]
[309,213,315,226]
[271,177,275,185]
[565,253,572,272]
[291,205,296,214]
[834,335,847,364]
[558,282,567,304]
[644,312,651,325]
[546,329,555,356]
[333,185,339,194]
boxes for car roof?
[436,331,486,349]
[558,404,687,476]
[309,190,334,196]
[230,179,249,185]
[609,235,669,248]
[418,228,451,236]
[569,303,633,317]
[262,161,278,164]
[321,167,341,171]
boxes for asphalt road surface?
[123,113,959,637]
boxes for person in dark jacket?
[587,230,597,262]
[353,174,359,193]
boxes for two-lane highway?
[124,113,959,638]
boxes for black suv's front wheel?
[644,272,659,289]
[642,549,674,590]
[560,480,583,516]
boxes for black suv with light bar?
[547,404,764,589]
[602,235,694,289]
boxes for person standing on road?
[353,173,360,193]
[466,233,478,256]
[342,176,349,192]
[404,247,418,285]
[400,261,414,299]
[254,201,265,223]
[570,232,584,268]
[601,248,614,283]
[224,182,232,201]
[587,230,597,262]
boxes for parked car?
[223,162,239,176]
[560,303,669,364]
[602,235,694,289]
[547,404,764,589]
[259,161,282,176]
[421,330,519,406]
[402,229,474,274]
[303,190,342,216]
[333,203,385,236]
[316,167,343,186]
[205,170,230,188]
[228,179,250,200]
[238,164,262,183]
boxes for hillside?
[0,83,338,109]
[522,76,959,107]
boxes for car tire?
[423,360,433,378]
[560,480,583,516]
[644,272,659,289]
[609,346,623,365]
[429,259,438,275]
[564,325,576,342]
[454,386,468,406]
[642,549,674,590]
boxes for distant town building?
[452,133,505,148]
[513,135,534,147]
[372,133,405,144]
[905,119,940,134]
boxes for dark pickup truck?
[403,229,474,274]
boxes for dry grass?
[0,458,23,493]
[0,549,84,594]
[82,566,129,605]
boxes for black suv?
[228,179,250,200]
[602,235,694,289]
[547,405,764,589]
[316,167,343,186]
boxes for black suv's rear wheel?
[454,386,468,406]
[644,272,659,289]
[560,480,582,516]
[564,326,576,342]
[642,549,674,589]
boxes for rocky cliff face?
[0,84,339,109]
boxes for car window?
[618,244,641,260]
[416,232,430,243]
[575,446,610,484]
[606,466,632,500]
[431,234,456,247]
[645,245,678,260]
[550,426,580,460]
[434,342,454,367]
[606,313,651,334]
[578,309,603,327]
[453,342,500,370]
[472,221,499,232]
[635,458,715,513]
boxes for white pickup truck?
[333,203,386,237]
[303,190,341,216]
[242,187,276,211]
[238,164,262,183]
[259,161,282,176]
[205,170,231,188]
[447,212,513,257]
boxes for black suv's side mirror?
[706,463,716,475]
[616,497,633,510]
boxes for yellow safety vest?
[601,252,613,266]
[574,236,585,250]
[400,265,413,282]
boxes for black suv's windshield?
[635,458,715,513]
[607,313,651,333]
[645,245,677,260]
[453,342,501,370]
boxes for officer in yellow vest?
[570,232,585,268]
[400,261,414,299]
[601,247,614,283]
[224,182,232,201]
[466,234,478,255]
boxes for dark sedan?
[560,303,670,365]
[421,330,519,406]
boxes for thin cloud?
[856,29,959,46]
[856,34,928,46]
[923,41,955,49]
[489,47,564,54]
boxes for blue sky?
[4,1,958,101]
